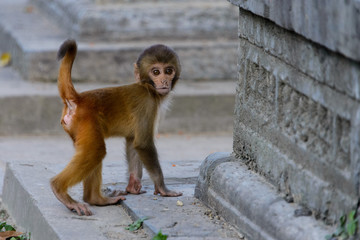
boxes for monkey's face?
[148,63,176,95]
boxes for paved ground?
[0,133,245,239]
[0,133,233,190]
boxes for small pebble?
[284,194,294,203]
[294,207,312,217]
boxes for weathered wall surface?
[230,0,360,224]
[229,0,360,62]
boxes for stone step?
[195,153,333,240]
[0,67,235,136]
[0,135,238,240]
[31,0,238,41]
[0,0,238,83]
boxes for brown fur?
[51,39,182,216]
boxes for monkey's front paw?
[126,178,146,194]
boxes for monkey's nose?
[161,80,169,86]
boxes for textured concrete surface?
[237,9,360,102]
[195,153,334,240]
[228,0,360,62]
[229,4,360,224]
[0,134,243,240]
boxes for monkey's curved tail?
[57,39,79,102]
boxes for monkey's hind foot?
[86,195,126,207]
[106,189,128,197]
[69,202,93,216]
[50,182,92,216]
[126,186,147,195]
[154,186,182,197]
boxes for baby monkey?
[51,39,182,216]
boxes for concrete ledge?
[2,163,61,240]
[195,153,333,240]
[1,162,140,239]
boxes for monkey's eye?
[152,69,160,76]
[165,68,174,75]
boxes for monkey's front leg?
[134,141,182,197]
[125,138,146,194]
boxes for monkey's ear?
[134,63,141,82]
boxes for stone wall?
[230,0,360,224]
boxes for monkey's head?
[135,44,181,96]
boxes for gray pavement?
[0,134,244,239]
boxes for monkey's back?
[76,83,159,138]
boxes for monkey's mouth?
[156,87,170,95]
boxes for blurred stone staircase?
[0,2,241,238]
[0,0,237,135]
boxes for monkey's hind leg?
[83,163,126,205]
[51,123,110,215]
[50,157,94,216]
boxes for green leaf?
[152,230,168,240]
[0,222,16,232]
[345,210,358,236]
[5,224,16,231]
[325,209,359,240]
[125,217,148,231]
[348,210,356,221]
[347,219,358,236]
[0,222,5,231]
[339,215,346,227]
